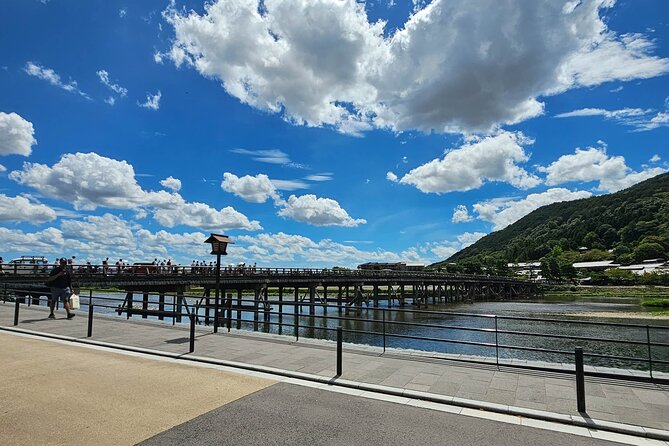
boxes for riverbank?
[543,285,669,298]
[563,311,669,320]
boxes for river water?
[83,293,669,374]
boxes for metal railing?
[0,264,530,283]
[3,285,667,383]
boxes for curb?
[2,324,668,442]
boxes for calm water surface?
[83,293,669,373]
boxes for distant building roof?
[573,260,619,269]
[507,262,541,268]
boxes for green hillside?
[433,172,669,273]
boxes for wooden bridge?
[0,266,538,322]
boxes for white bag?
[69,293,80,310]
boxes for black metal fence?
[2,286,668,385]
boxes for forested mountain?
[433,172,669,271]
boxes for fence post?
[189,314,196,353]
[495,316,499,367]
[13,299,19,326]
[295,303,299,341]
[575,347,586,413]
[226,293,232,333]
[382,309,386,353]
[647,325,653,380]
[87,304,94,338]
[337,326,343,376]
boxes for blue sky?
[0,0,668,267]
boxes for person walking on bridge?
[46,258,75,319]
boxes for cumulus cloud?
[539,145,668,192]
[153,201,262,231]
[0,213,212,260]
[9,152,261,232]
[386,171,398,182]
[160,176,182,191]
[0,194,57,224]
[236,232,420,265]
[9,152,172,210]
[427,231,487,259]
[0,112,36,156]
[451,205,472,223]
[221,172,282,204]
[278,194,366,227]
[138,90,161,110]
[24,62,90,99]
[0,164,6,172]
[161,0,669,134]
[650,154,661,163]
[399,131,541,193]
[473,188,593,230]
[97,70,128,106]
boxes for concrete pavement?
[0,331,630,446]
[2,301,668,441]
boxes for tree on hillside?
[633,242,666,262]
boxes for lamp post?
[204,234,233,333]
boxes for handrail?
[0,264,531,284]
[4,286,667,382]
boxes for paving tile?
[4,304,669,433]
[515,387,547,403]
[484,389,517,405]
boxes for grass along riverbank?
[543,285,669,298]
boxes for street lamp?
[204,234,233,333]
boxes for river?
[82,293,669,374]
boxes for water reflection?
[78,293,669,373]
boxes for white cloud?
[0,227,66,255]
[230,148,306,168]
[97,70,127,106]
[119,8,127,18]
[457,231,487,248]
[0,194,57,224]
[386,171,398,182]
[153,201,262,232]
[0,164,6,172]
[162,0,669,134]
[0,112,36,156]
[160,176,181,192]
[235,232,411,265]
[539,146,668,192]
[138,90,161,110]
[555,107,649,119]
[24,62,90,99]
[555,106,669,131]
[278,194,366,227]
[451,205,472,223]
[0,214,212,261]
[304,173,333,182]
[427,231,487,259]
[473,188,593,231]
[9,152,171,210]
[270,179,309,191]
[650,154,661,163]
[399,131,541,193]
[221,172,281,204]
[9,152,261,232]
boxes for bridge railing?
[2,286,667,384]
[0,264,530,284]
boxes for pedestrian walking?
[45,258,75,319]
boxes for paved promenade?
[2,302,668,438]
[2,332,627,446]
